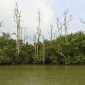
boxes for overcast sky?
[0,0,85,39]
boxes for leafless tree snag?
[33,33,37,57]
[63,10,72,36]
[48,24,54,40]
[42,35,45,64]
[14,2,22,57]
[36,10,41,57]
[56,18,62,36]
[80,19,85,30]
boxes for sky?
[0,0,85,40]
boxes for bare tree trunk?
[33,33,37,57]
[42,35,45,64]
[58,52,69,64]
[80,19,85,30]
[36,10,41,58]
[48,24,54,41]
[14,2,22,57]
[63,10,72,43]
[56,18,62,36]
[50,25,53,40]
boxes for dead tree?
[36,10,41,58]
[63,10,72,36]
[50,25,53,40]
[48,24,54,40]
[42,35,45,64]
[56,18,62,36]
[80,19,85,31]
[59,10,72,44]
[14,2,22,57]
[33,33,37,57]
[55,10,72,39]
[20,27,23,40]
[29,36,32,49]
[0,21,3,35]
[23,27,27,43]
[56,10,72,64]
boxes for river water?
[0,65,85,85]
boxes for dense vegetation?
[0,31,85,65]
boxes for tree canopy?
[0,31,85,65]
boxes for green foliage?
[0,31,85,64]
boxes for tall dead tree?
[42,35,45,64]
[36,10,41,57]
[56,10,72,64]
[0,21,3,36]
[49,24,54,40]
[14,2,22,57]
[63,10,72,36]
[56,10,72,38]
[63,10,72,64]
[80,19,85,30]
[33,33,37,57]
[23,27,27,43]
[56,18,62,36]
[61,10,72,44]
[20,27,22,40]
[29,36,32,49]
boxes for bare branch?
[80,19,85,25]
[56,18,63,36]
[0,21,3,27]
[67,15,72,26]
[63,10,72,35]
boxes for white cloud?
[19,0,55,34]
[0,0,55,38]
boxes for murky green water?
[0,65,85,85]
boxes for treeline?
[0,31,85,65]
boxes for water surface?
[0,65,85,85]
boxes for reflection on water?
[0,65,85,85]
